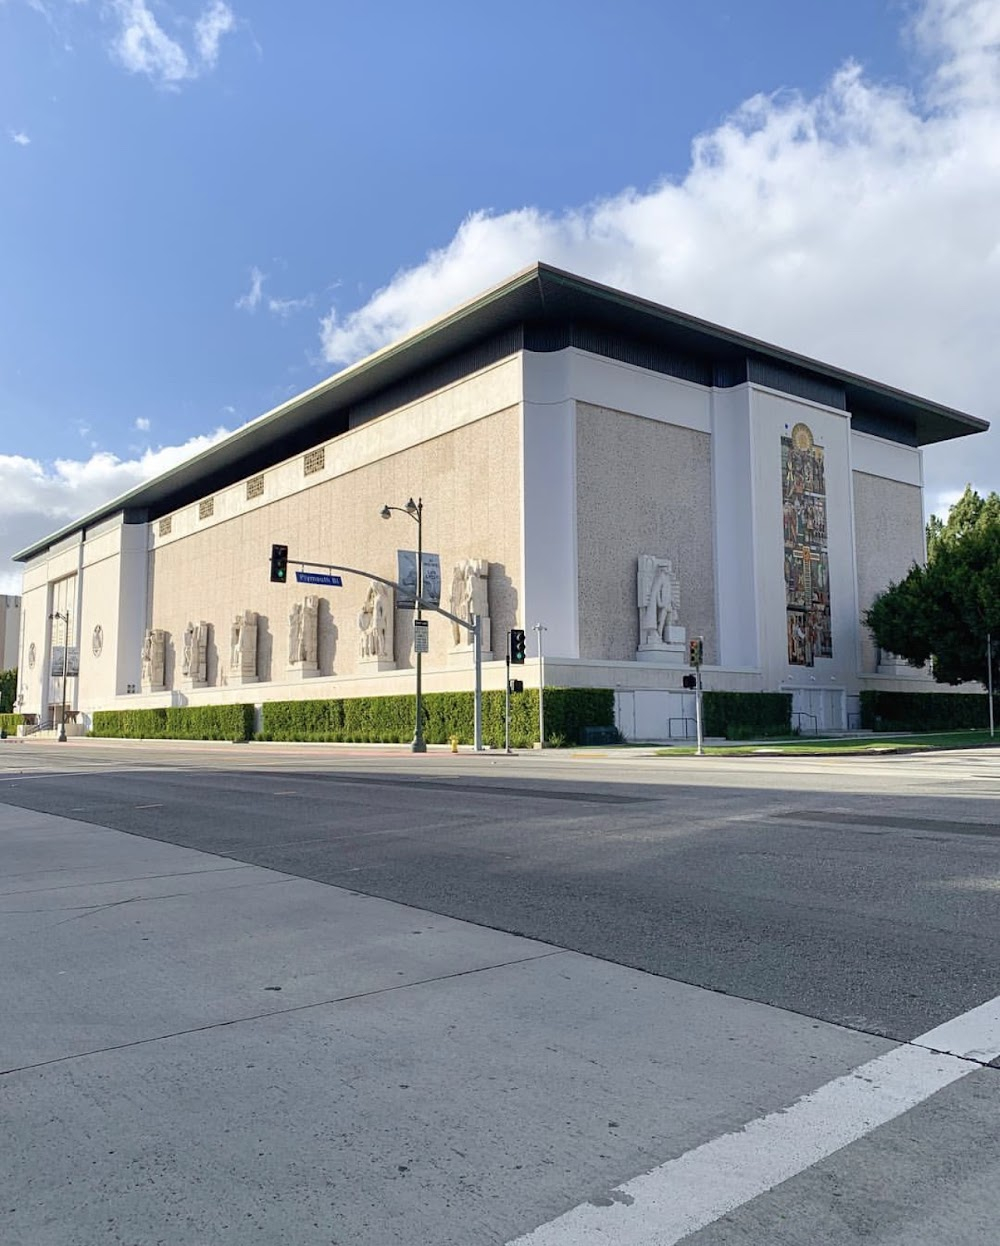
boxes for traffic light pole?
[504,652,511,754]
[695,659,704,757]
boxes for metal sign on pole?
[413,619,429,654]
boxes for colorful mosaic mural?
[781,422,832,666]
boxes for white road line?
[507,994,1000,1246]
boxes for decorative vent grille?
[158,516,173,536]
[246,474,264,500]
[303,447,326,476]
[199,497,215,520]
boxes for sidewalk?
[0,800,887,1245]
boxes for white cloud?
[267,294,312,318]
[108,0,236,86]
[318,0,1000,511]
[134,416,151,431]
[9,130,30,146]
[235,265,264,312]
[0,430,231,593]
[193,0,233,69]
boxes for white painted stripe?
[508,995,1000,1246]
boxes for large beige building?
[13,265,988,736]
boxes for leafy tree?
[868,486,1000,687]
[0,668,15,714]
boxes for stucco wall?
[575,402,715,662]
[852,470,925,673]
[147,405,522,690]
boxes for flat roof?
[15,262,989,562]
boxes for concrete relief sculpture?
[140,628,166,691]
[358,580,395,670]
[181,621,209,686]
[229,610,259,685]
[636,555,686,664]
[287,595,320,677]
[448,558,491,659]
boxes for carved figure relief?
[288,596,319,668]
[637,555,681,647]
[358,581,393,660]
[181,621,209,683]
[448,558,490,650]
[230,610,258,679]
[140,628,166,689]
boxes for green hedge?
[90,704,255,742]
[703,691,792,740]
[260,687,615,748]
[0,712,24,735]
[860,690,997,733]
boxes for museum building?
[12,264,989,738]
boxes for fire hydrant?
[449,735,459,753]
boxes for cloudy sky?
[2,0,999,592]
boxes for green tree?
[0,668,15,713]
[869,486,1000,687]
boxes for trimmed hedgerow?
[260,687,615,748]
[0,712,24,735]
[90,704,255,742]
[860,690,996,733]
[703,691,792,740]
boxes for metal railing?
[668,716,697,740]
[792,710,819,736]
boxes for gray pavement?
[3,803,889,1246]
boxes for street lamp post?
[381,497,427,753]
[48,609,70,743]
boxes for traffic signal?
[270,544,289,584]
[509,628,526,664]
[509,679,524,694]
[688,637,703,667]
[682,673,697,690]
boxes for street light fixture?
[381,496,426,753]
[48,609,70,743]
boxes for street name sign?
[295,572,343,587]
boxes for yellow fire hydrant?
[449,735,459,753]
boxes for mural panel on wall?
[781,422,832,666]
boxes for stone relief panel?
[636,555,686,664]
[229,610,259,684]
[287,595,320,677]
[448,558,491,655]
[358,580,394,669]
[140,628,166,691]
[181,620,209,685]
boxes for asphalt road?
[2,740,1000,1041]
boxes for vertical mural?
[781,423,832,666]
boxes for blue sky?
[2,0,999,588]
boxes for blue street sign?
[295,571,343,586]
